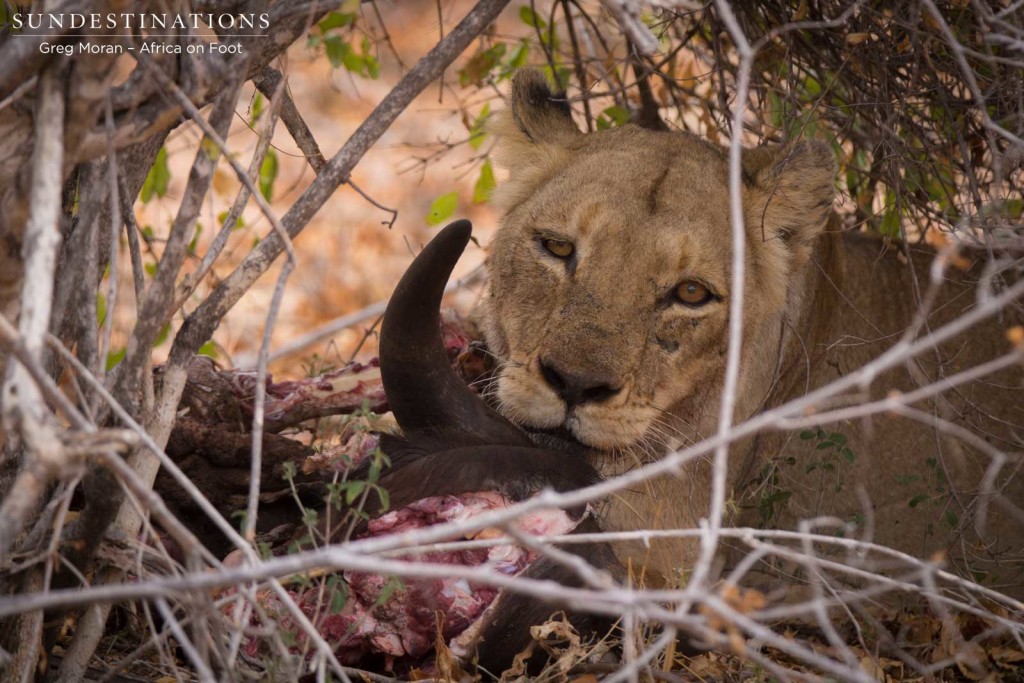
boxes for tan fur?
[478,70,1024,596]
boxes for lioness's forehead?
[523,126,732,236]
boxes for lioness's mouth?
[523,424,592,456]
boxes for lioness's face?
[480,71,834,451]
[486,137,735,449]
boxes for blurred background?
[132,1,509,374]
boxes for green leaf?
[318,11,355,32]
[541,24,560,52]
[105,347,126,371]
[767,90,784,129]
[324,35,346,68]
[426,192,458,225]
[459,44,506,87]
[140,147,171,203]
[473,160,496,204]
[602,105,630,127]
[509,41,529,67]
[803,74,822,99]
[342,44,365,74]
[153,322,171,348]
[1002,199,1024,218]
[846,167,861,198]
[469,103,491,150]
[798,430,816,440]
[519,5,546,29]
[250,92,264,124]
[259,148,278,201]
[541,64,571,90]
[187,223,202,255]
[374,576,404,606]
[373,484,390,512]
[200,137,220,163]
[880,190,901,238]
[198,341,218,358]
[880,207,900,238]
[365,53,381,79]
[144,262,157,277]
[96,292,107,326]
[218,210,245,230]
[503,41,529,77]
[841,447,855,463]
[344,480,366,505]
[328,576,349,614]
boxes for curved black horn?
[380,220,531,445]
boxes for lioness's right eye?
[540,238,575,259]
[675,280,712,306]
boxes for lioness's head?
[478,70,836,451]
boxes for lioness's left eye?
[540,238,575,259]
[674,280,713,307]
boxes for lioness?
[476,70,1024,596]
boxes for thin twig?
[97,97,121,394]
[245,257,296,541]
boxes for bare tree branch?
[0,58,67,563]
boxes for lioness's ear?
[506,68,579,144]
[744,141,836,261]
[490,69,580,189]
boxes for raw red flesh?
[226,490,578,667]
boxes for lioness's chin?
[572,407,659,450]
[495,366,654,450]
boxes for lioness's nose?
[539,357,622,407]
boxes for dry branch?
[0,59,66,562]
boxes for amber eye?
[540,238,575,259]
[674,280,713,306]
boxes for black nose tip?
[539,357,622,407]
